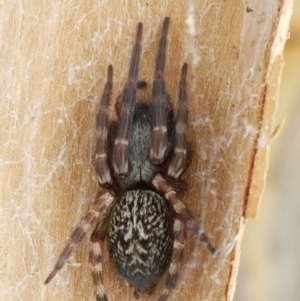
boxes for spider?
[45,17,216,301]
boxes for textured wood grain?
[0,1,292,301]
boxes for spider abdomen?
[107,189,173,293]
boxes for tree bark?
[0,1,293,301]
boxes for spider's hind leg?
[44,192,116,285]
[152,174,217,301]
[156,217,186,301]
[153,174,217,255]
[89,219,111,301]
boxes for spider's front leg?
[112,22,142,177]
[150,17,170,164]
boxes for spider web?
[0,1,290,301]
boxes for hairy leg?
[157,218,186,301]
[89,218,111,301]
[167,63,188,179]
[152,174,216,254]
[44,191,116,284]
[112,22,143,177]
[95,65,113,186]
[150,17,170,164]
[152,174,216,301]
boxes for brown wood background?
[0,1,293,301]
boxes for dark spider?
[45,17,216,301]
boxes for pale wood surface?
[0,1,292,301]
[235,3,300,300]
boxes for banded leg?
[112,22,143,176]
[150,17,170,164]
[44,192,116,284]
[167,63,188,179]
[95,65,113,185]
[89,220,111,301]
[152,174,216,301]
[157,218,186,301]
[114,81,147,119]
[152,174,216,254]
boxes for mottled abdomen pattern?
[107,189,173,293]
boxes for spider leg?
[150,17,170,164]
[114,95,122,119]
[167,63,188,179]
[152,174,216,301]
[112,22,143,177]
[44,191,116,285]
[114,81,147,119]
[89,218,111,301]
[152,174,216,254]
[95,65,113,186]
[157,218,186,301]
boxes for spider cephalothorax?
[45,17,216,301]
